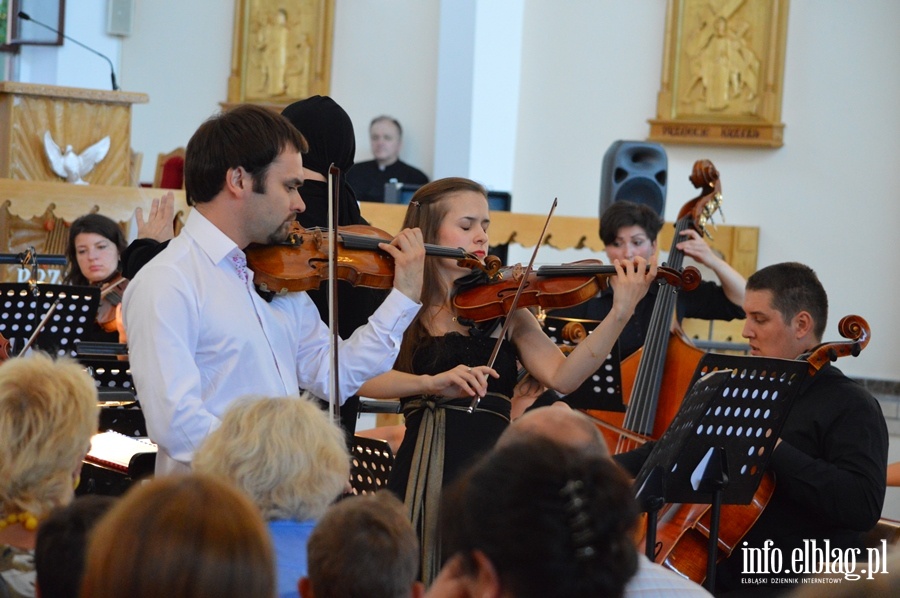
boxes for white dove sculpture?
[43,131,111,185]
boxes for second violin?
[452,260,701,323]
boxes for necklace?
[436,304,458,324]
[0,511,40,531]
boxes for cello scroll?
[803,315,870,375]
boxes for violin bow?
[19,297,62,356]
[467,198,557,413]
[327,164,341,423]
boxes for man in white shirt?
[124,105,425,475]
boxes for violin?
[245,223,475,295]
[452,259,701,323]
[97,274,128,333]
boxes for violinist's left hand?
[608,256,656,321]
[380,227,426,303]
[676,229,717,267]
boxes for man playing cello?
[616,262,888,594]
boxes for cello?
[650,315,872,586]
[588,159,725,453]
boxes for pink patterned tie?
[231,253,250,284]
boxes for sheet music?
[86,430,156,472]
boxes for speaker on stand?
[599,141,668,218]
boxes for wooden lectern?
[0,82,148,186]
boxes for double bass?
[650,315,872,586]
[587,160,725,453]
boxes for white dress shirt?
[123,210,420,475]
[624,555,713,597]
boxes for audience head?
[498,402,609,458]
[281,95,356,175]
[63,213,127,286]
[300,492,423,598]
[432,439,639,598]
[599,201,663,262]
[743,262,828,358]
[80,474,274,598]
[35,494,116,598]
[193,394,350,521]
[369,115,404,167]
[0,353,98,522]
[184,104,308,206]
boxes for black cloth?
[346,159,429,203]
[281,96,365,229]
[615,364,888,595]
[121,238,168,280]
[548,280,745,360]
[387,334,518,499]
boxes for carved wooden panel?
[0,179,188,284]
[227,0,335,106]
[0,82,148,186]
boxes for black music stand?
[634,353,808,591]
[541,315,623,410]
[0,283,100,358]
[347,436,394,495]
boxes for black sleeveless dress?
[386,332,518,583]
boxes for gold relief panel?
[648,0,790,147]
[227,0,335,107]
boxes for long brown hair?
[394,177,488,373]
[80,474,274,598]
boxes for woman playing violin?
[357,177,657,583]
[63,213,128,343]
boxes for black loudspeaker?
[599,141,668,218]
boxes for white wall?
[9,0,899,380]
[120,0,234,169]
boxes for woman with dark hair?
[430,439,640,598]
[63,213,129,342]
[357,177,656,582]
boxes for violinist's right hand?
[134,191,176,243]
[425,364,499,399]
[379,227,426,303]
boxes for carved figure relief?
[679,0,762,116]
[648,0,788,147]
[235,0,333,104]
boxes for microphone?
[17,11,119,91]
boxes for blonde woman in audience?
[0,354,99,598]
[301,492,423,598]
[80,474,274,598]
[193,394,350,598]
